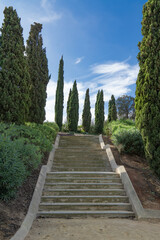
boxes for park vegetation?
[135,0,160,177]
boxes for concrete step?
[42,189,126,196]
[39,202,132,211]
[53,162,107,166]
[37,210,135,218]
[46,172,116,178]
[45,177,122,183]
[51,167,109,172]
[41,195,129,203]
[44,183,123,189]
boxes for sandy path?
[25,218,160,240]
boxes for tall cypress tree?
[111,95,117,121]
[108,95,117,122]
[26,22,50,124]
[0,7,30,124]
[55,56,64,130]
[108,100,112,122]
[67,88,72,123]
[68,80,79,132]
[82,88,91,132]
[95,90,104,134]
[135,0,160,176]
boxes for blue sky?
[0,0,147,122]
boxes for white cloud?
[28,0,62,24]
[45,59,139,123]
[75,57,84,64]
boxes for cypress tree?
[111,95,117,121]
[135,0,160,176]
[68,80,79,132]
[26,22,50,124]
[95,90,104,134]
[82,88,91,132]
[55,56,64,130]
[108,95,117,122]
[108,100,112,122]
[0,7,30,124]
[67,88,72,123]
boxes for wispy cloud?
[45,59,139,123]
[28,0,62,24]
[75,57,84,64]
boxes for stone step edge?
[43,189,125,192]
[39,203,131,206]
[41,195,128,199]
[45,183,122,186]
[46,177,120,180]
[37,210,135,215]
[47,171,116,174]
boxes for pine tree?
[108,95,117,122]
[68,80,79,132]
[26,22,50,124]
[135,0,160,176]
[95,90,104,134]
[82,88,91,132]
[55,56,64,130]
[0,7,31,124]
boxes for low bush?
[0,136,27,200]
[0,122,59,200]
[113,129,145,156]
[104,119,144,156]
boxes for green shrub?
[0,136,26,200]
[104,119,144,156]
[113,129,145,156]
[0,121,59,200]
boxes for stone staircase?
[38,135,135,218]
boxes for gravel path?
[25,218,160,240]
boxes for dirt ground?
[103,136,160,210]
[25,218,160,240]
[0,152,49,240]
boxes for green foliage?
[0,136,40,200]
[95,90,104,134]
[0,122,59,200]
[116,95,135,119]
[113,130,144,156]
[104,119,144,156]
[55,56,64,130]
[26,22,50,124]
[82,89,91,132]
[68,81,79,132]
[0,7,31,124]
[135,0,160,176]
[67,89,72,124]
[108,95,117,122]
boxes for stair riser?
[51,168,110,172]
[46,174,118,178]
[44,184,123,190]
[41,197,129,203]
[38,212,134,218]
[52,163,108,167]
[45,179,122,183]
[42,190,126,196]
[39,205,132,211]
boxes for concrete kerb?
[10,134,60,240]
[99,134,160,219]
